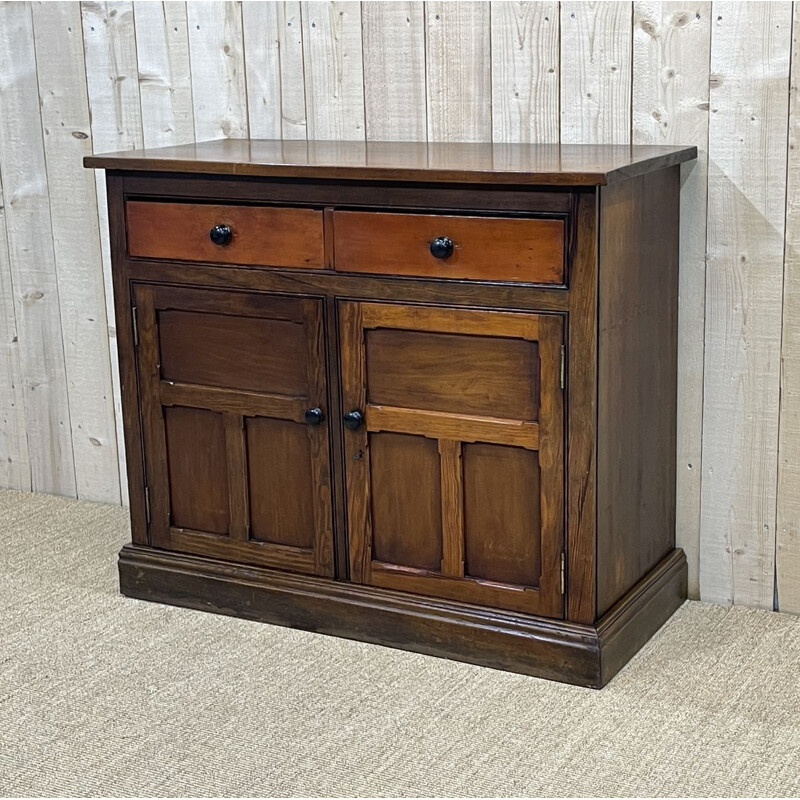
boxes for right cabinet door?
[340,301,564,618]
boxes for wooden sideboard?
[86,140,696,688]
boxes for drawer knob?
[304,407,324,426]
[429,236,454,260]
[343,409,364,431]
[209,224,233,246]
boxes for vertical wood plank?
[82,0,143,506]
[0,165,29,492]
[224,413,249,541]
[134,0,195,148]
[242,1,281,139]
[426,2,491,143]
[632,1,711,598]
[560,1,633,144]
[186,0,248,140]
[777,3,800,614]
[338,301,372,583]
[363,2,427,141]
[438,439,465,578]
[700,1,792,608]
[302,299,335,577]
[491,2,560,143]
[302,1,365,141]
[32,1,121,503]
[0,2,76,497]
[277,2,309,140]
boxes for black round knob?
[343,410,364,431]
[209,224,233,246]
[429,236,454,260]
[304,407,324,426]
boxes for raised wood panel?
[369,432,443,572]
[365,328,540,420]
[158,311,308,396]
[127,201,325,268]
[341,299,564,618]
[164,406,230,535]
[463,442,542,587]
[333,211,565,284]
[246,417,315,549]
[135,285,334,577]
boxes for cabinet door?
[134,285,334,576]
[340,302,564,617]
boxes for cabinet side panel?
[597,167,680,617]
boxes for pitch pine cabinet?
[86,140,696,688]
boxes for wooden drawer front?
[333,211,565,283]
[340,302,565,618]
[134,285,334,577]
[127,201,325,268]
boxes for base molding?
[118,545,687,688]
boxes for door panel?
[369,432,443,571]
[164,406,229,535]
[135,284,334,576]
[340,301,564,617]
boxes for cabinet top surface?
[85,139,696,186]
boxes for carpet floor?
[1,488,799,797]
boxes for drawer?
[126,201,325,269]
[333,210,565,284]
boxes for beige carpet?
[1,489,799,798]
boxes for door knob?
[429,236,454,259]
[343,410,364,430]
[209,224,233,246]
[304,407,324,426]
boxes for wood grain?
[333,210,565,284]
[362,2,427,142]
[241,1,281,140]
[86,139,697,185]
[491,2,560,143]
[134,0,195,148]
[438,439,465,578]
[302,2,365,141]
[776,3,800,614]
[632,1,711,599]
[368,406,540,451]
[426,2,491,143]
[560,2,633,144]
[0,142,28,491]
[186,1,248,140]
[32,1,121,502]
[126,201,325,269]
[700,1,791,608]
[0,3,76,496]
[82,0,143,505]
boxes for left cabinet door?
[133,285,335,577]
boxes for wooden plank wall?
[0,0,798,613]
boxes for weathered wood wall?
[0,0,798,613]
